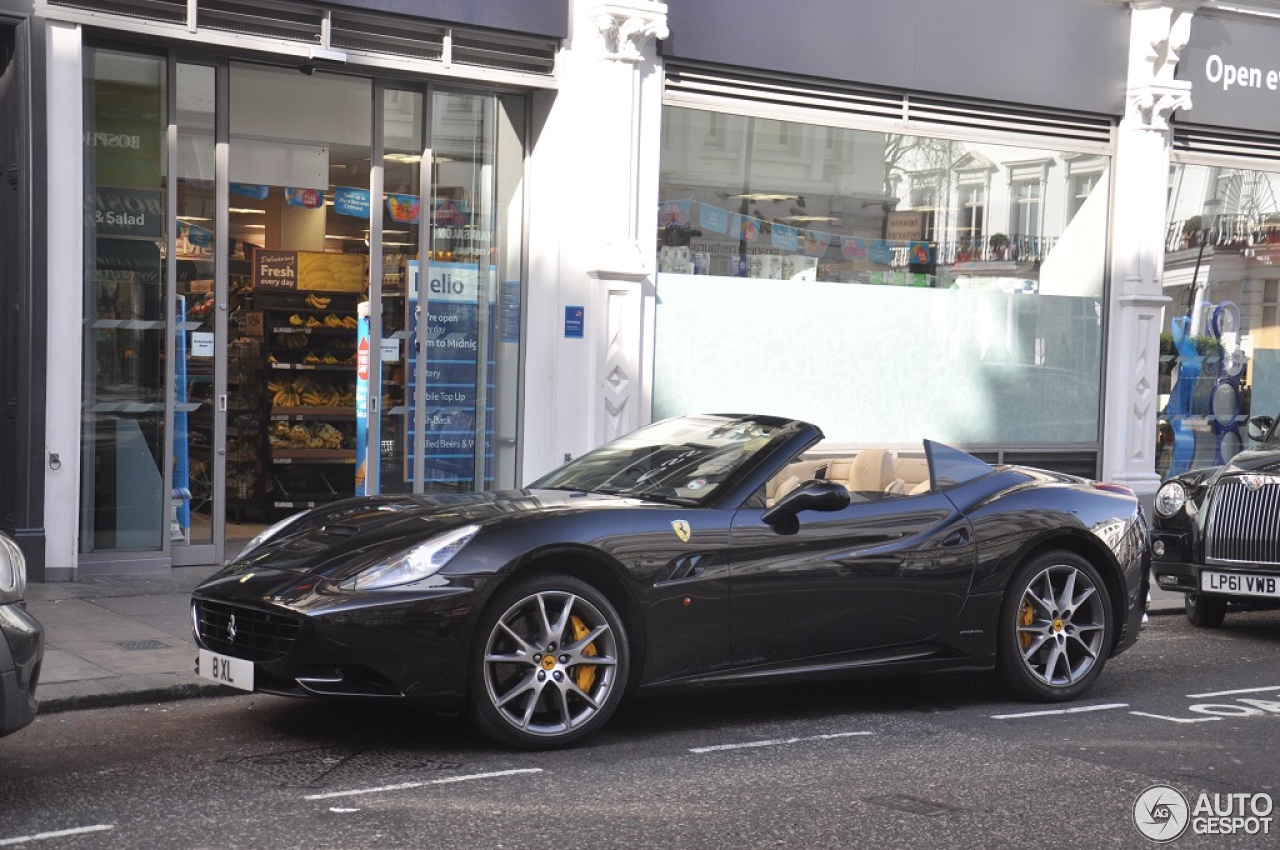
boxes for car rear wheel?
[997,551,1113,702]
[1184,592,1227,628]
[468,573,629,749]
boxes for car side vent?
[658,554,709,584]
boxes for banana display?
[268,375,356,407]
[286,313,358,329]
[269,421,347,451]
[298,251,366,292]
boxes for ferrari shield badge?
[671,520,692,543]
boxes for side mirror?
[1247,416,1275,443]
[761,480,851,534]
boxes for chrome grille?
[1205,478,1280,566]
[194,600,300,663]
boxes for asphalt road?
[3,611,1280,849]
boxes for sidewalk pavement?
[20,569,1189,716]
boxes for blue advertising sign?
[402,261,497,490]
[335,187,372,219]
[354,303,370,495]
[564,306,584,338]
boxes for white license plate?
[197,649,255,692]
[1201,570,1280,599]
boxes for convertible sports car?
[1152,414,1280,627]
[193,413,1149,749]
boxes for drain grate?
[865,794,964,816]
[114,639,172,651]
[225,746,462,788]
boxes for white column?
[1102,2,1196,507]
[43,21,85,580]
[521,2,666,482]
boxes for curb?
[37,680,236,716]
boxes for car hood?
[210,489,650,584]
[1218,448,1280,476]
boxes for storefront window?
[1160,162,1280,478]
[81,48,168,552]
[655,107,1108,447]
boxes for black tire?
[1184,592,1228,629]
[997,550,1114,702]
[468,573,629,749]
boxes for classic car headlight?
[238,511,309,560]
[1154,481,1187,517]
[0,533,27,604]
[337,524,480,591]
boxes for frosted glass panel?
[653,274,1100,445]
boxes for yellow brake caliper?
[570,615,598,691]
[1018,601,1035,650]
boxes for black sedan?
[1152,414,1280,627]
[193,414,1150,749]
[1,530,43,737]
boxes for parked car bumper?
[0,601,44,736]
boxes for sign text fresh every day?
[1204,54,1280,91]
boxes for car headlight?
[1155,481,1187,518]
[337,524,480,591]
[0,533,27,604]
[238,511,309,561]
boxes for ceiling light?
[228,207,265,215]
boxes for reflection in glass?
[81,48,169,552]
[655,107,1108,447]
[1159,162,1280,478]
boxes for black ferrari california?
[193,414,1149,748]
[1152,414,1280,627]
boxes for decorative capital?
[593,2,669,63]
[1127,81,1193,130]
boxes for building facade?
[0,0,1272,580]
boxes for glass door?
[171,61,223,565]
[380,88,524,495]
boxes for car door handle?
[942,528,971,547]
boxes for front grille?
[1205,478,1280,566]
[194,599,301,663]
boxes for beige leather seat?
[828,449,896,493]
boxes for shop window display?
[655,108,1108,448]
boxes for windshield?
[531,414,795,503]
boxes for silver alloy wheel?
[481,589,620,739]
[1014,563,1107,688]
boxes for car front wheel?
[468,573,629,749]
[1184,592,1227,628]
[997,551,1113,702]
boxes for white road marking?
[1130,712,1220,724]
[303,768,543,801]
[989,703,1128,720]
[1187,685,1280,699]
[689,731,871,754]
[0,825,115,846]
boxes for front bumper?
[191,569,493,708]
[1,602,44,736]
[1152,558,1280,603]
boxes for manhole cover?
[114,640,172,651]
[865,794,964,816]
[225,746,462,788]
